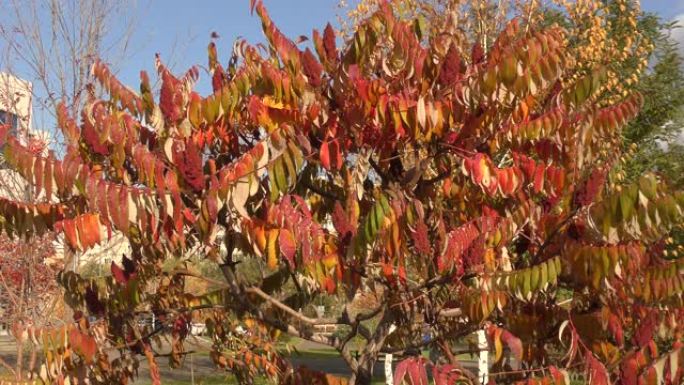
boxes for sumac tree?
[0,1,683,384]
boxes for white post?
[477,329,489,384]
[385,324,397,385]
[190,352,195,385]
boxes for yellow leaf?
[262,96,285,109]
[267,229,280,269]
[494,328,503,362]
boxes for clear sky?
[117,0,340,90]
[641,0,684,17]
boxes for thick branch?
[244,286,340,325]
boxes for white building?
[0,72,32,135]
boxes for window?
[0,110,18,134]
[0,110,19,166]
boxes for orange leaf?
[278,229,297,268]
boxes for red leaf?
[323,276,335,294]
[68,327,97,364]
[501,330,523,361]
[439,43,464,85]
[533,165,545,194]
[330,138,342,169]
[320,139,332,170]
[408,358,428,385]
[498,168,515,196]
[574,167,607,207]
[395,357,427,385]
[607,313,624,346]
[111,261,128,285]
[159,69,182,123]
[548,366,566,385]
[633,311,657,347]
[471,42,485,64]
[620,358,638,385]
[301,48,323,87]
[433,364,461,385]
[332,202,353,238]
[411,221,430,255]
[323,23,337,62]
[439,221,480,274]
[62,219,80,250]
[174,140,205,192]
[586,353,610,385]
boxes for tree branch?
[381,323,479,354]
[244,286,340,326]
[301,178,343,201]
[0,355,16,377]
[368,157,393,185]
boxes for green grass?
[281,348,344,359]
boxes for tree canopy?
[0,1,683,385]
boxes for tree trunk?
[349,365,374,385]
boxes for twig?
[301,178,343,201]
[368,157,393,185]
[0,355,16,377]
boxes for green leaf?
[523,269,532,300]
[274,158,288,193]
[620,185,637,220]
[288,142,304,170]
[282,149,296,188]
[379,194,391,217]
[540,259,549,290]
[639,175,658,201]
[530,265,540,292]
[548,257,558,285]
[268,164,279,201]
[600,249,611,277]
[371,202,382,236]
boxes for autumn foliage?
[0,0,683,384]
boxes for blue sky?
[117,0,340,88]
[641,0,684,17]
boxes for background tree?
[0,1,142,382]
[0,1,683,385]
[0,0,141,126]
[0,233,60,382]
[0,0,142,217]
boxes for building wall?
[0,73,33,202]
[0,72,32,133]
